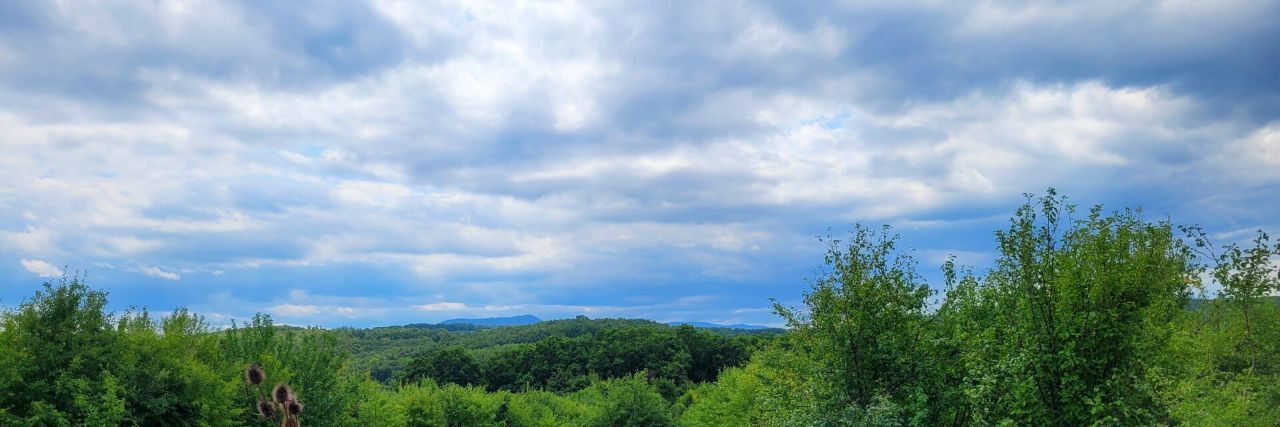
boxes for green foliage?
[504,390,597,426]
[1155,228,1280,425]
[353,378,675,427]
[4,190,1278,426]
[1155,302,1280,426]
[353,379,408,426]
[0,275,237,425]
[678,190,1267,426]
[1185,227,1280,376]
[481,334,596,393]
[405,345,483,386]
[677,364,765,426]
[219,314,365,426]
[773,224,937,424]
[0,275,118,424]
[387,382,504,426]
[0,276,749,426]
[401,322,753,398]
[112,309,239,425]
[581,373,674,427]
[343,316,774,385]
[948,192,1195,424]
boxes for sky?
[1,0,1278,328]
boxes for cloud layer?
[2,0,1277,326]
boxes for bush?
[581,373,673,427]
[677,365,764,426]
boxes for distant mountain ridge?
[439,314,542,326]
[435,315,773,330]
[666,321,772,330]
[1187,295,1280,310]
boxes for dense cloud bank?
[1,0,1277,326]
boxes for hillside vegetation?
[1,191,1277,426]
[337,316,777,386]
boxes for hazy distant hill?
[339,316,783,382]
[440,314,542,327]
[434,314,774,330]
[667,321,773,330]
[1188,295,1280,310]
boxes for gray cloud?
[1,0,1277,326]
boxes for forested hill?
[440,314,542,326]
[666,321,771,330]
[336,315,783,383]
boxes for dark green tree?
[590,327,691,399]
[674,325,748,384]
[406,345,482,387]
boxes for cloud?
[20,259,62,278]
[1,227,56,254]
[0,0,1277,326]
[414,302,467,312]
[134,266,181,281]
[270,304,320,316]
[1217,123,1280,180]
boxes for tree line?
[337,316,773,385]
[402,323,758,398]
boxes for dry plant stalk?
[244,364,304,426]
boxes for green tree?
[0,275,127,425]
[1158,228,1280,424]
[0,275,241,425]
[674,326,747,384]
[583,374,673,427]
[219,314,365,426]
[677,364,765,426]
[113,309,239,425]
[773,224,936,424]
[1185,227,1280,376]
[406,345,483,387]
[958,191,1194,424]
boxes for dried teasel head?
[285,400,303,416]
[272,383,294,403]
[257,400,276,418]
[244,364,266,385]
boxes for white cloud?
[1,226,56,254]
[20,259,62,278]
[98,236,163,255]
[1219,122,1280,180]
[330,180,414,208]
[414,302,468,311]
[135,266,181,281]
[489,80,1215,220]
[270,304,320,316]
[731,307,773,315]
